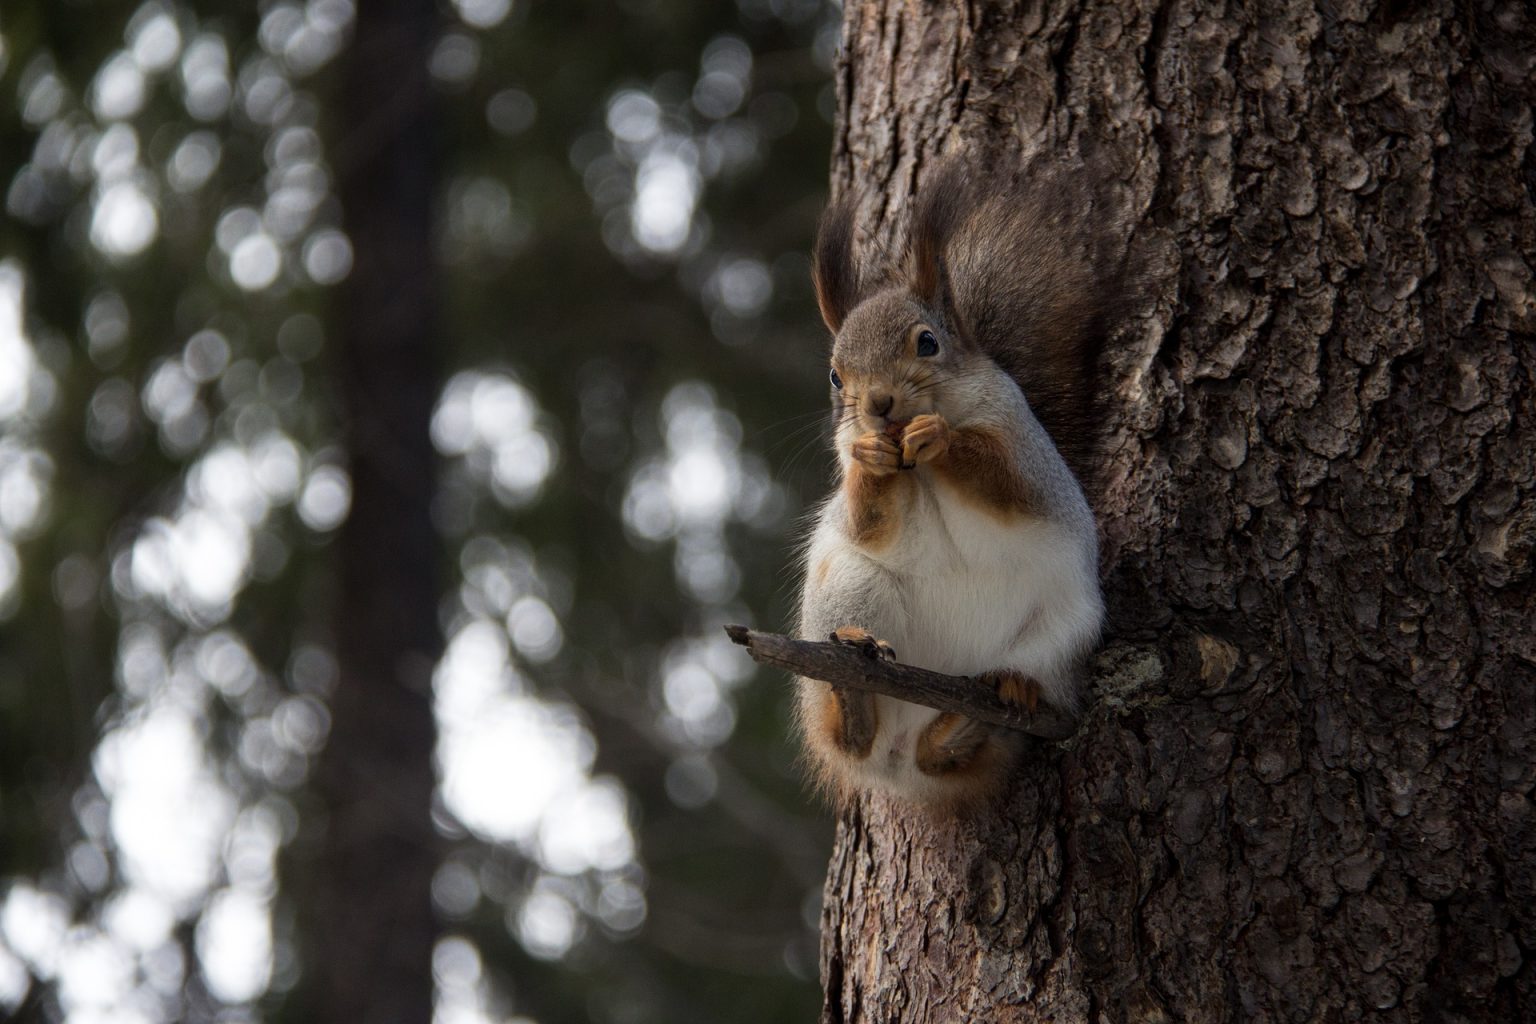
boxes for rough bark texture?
[305,0,442,1020]
[818,2,1535,1022]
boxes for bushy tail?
[911,161,1129,491]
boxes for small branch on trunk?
[723,624,1078,741]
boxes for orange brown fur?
[797,690,851,804]
[932,426,1039,518]
[914,713,1017,809]
[913,713,980,775]
[985,670,1041,712]
[813,558,831,586]
[845,462,907,549]
[805,683,877,759]
[809,688,847,753]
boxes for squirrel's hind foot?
[914,712,989,776]
[982,670,1042,713]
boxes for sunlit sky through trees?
[0,0,840,1020]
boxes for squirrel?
[795,160,1121,808]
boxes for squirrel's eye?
[916,330,939,357]
[829,368,843,390]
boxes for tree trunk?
[305,0,442,1020]
[818,1,1535,1021]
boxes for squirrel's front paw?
[831,626,896,662]
[900,413,951,467]
[851,432,903,477]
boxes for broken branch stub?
[722,624,1077,741]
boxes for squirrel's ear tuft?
[908,164,969,309]
[813,201,858,334]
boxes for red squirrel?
[795,162,1122,808]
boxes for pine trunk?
[304,0,442,1020]
[817,1,1535,1021]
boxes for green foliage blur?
[0,0,839,1020]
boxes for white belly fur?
[801,470,1101,797]
[865,473,1098,682]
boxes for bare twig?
[723,625,1078,741]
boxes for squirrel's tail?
[914,161,1129,492]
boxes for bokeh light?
[0,0,839,1019]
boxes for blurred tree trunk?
[306,0,442,1020]
[818,1,1534,1021]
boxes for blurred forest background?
[0,0,841,1020]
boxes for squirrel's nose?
[865,392,895,419]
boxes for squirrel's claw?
[831,626,897,662]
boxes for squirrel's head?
[813,176,997,435]
[824,289,976,435]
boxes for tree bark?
[305,1,442,1020]
[817,2,1535,1022]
